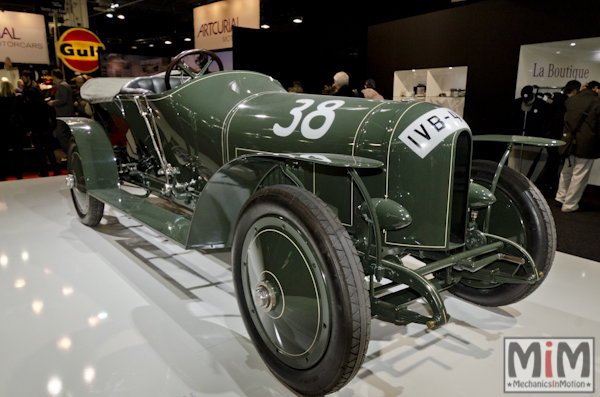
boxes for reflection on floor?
[0,177,598,397]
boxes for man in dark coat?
[332,71,355,97]
[537,80,581,192]
[49,69,74,155]
[19,70,42,97]
[555,81,600,212]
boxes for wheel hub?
[253,280,276,312]
[65,174,75,189]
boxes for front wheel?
[449,160,556,306]
[232,185,370,395]
[67,139,104,226]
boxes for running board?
[89,188,191,246]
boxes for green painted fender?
[473,135,565,147]
[186,153,384,250]
[60,117,120,191]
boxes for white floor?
[0,176,598,397]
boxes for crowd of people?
[0,69,91,181]
[288,71,385,99]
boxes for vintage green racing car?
[63,49,562,395]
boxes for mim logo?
[504,338,594,393]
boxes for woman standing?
[0,80,26,180]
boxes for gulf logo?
[57,28,105,73]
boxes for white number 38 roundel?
[273,99,345,139]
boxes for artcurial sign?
[57,28,105,73]
[504,338,594,393]
[193,0,259,50]
[0,11,49,64]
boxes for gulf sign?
[57,28,105,73]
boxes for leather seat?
[120,75,190,95]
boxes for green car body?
[75,70,474,250]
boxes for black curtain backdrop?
[366,0,600,158]
[232,26,368,95]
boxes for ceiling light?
[117,14,125,19]
[106,13,113,18]
[556,51,561,54]
[261,24,270,29]
[110,3,119,8]
[184,38,191,42]
[293,17,303,23]
[149,44,154,47]
[131,46,137,49]
[165,40,172,45]
[570,42,576,46]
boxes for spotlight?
[106,13,113,18]
[293,17,302,24]
[117,14,125,20]
[184,38,192,42]
[261,24,270,29]
[165,40,172,45]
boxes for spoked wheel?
[232,185,370,395]
[67,139,104,226]
[449,160,556,306]
[164,49,224,90]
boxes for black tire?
[232,185,370,395]
[67,139,104,226]
[449,160,556,306]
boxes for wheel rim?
[478,185,527,247]
[470,181,529,289]
[69,150,89,215]
[241,215,331,369]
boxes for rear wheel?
[67,139,104,226]
[232,185,370,395]
[449,160,556,306]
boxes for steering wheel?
[165,49,224,90]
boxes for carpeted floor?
[545,185,600,263]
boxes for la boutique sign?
[193,0,259,50]
[0,11,49,64]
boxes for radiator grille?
[449,131,471,245]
